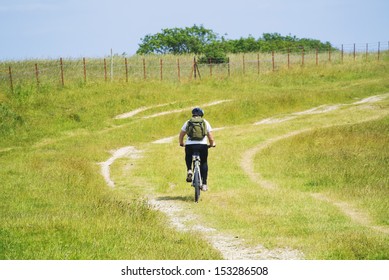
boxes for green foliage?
[137,26,334,63]
[137,24,218,55]
[218,33,334,54]
[198,41,229,64]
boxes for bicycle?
[191,150,202,203]
[187,145,215,203]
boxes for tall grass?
[137,101,389,259]
[1,50,388,91]
[0,55,389,259]
[256,116,389,225]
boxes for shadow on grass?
[156,195,195,203]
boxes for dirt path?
[311,193,389,234]
[241,94,389,234]
[253,94,388,125]
[114,100,232,120]
[240,129,311,190]
[99,146,143,188]
[100,94,388,259]
[102,100,305,259]
[99,146,304,259]
[241,127,389,235]
[147,196,304,260]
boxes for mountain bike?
[188,145,215,203]
[191,150,202,203]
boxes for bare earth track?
[100,94,389,259]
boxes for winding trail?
[240,127,389,235]
[114,100,232,120]
[99,146,143,188]
[311,193,389,234]
[253,94,388,125]
[240,129,311,190]
[241,94,389,234]
[100,94,389,259]
[104,99,304,259]
[100,145,304,259]
[147,197,304,259]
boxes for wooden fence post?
[209,58,212,77]
[341,45,344,63]
[328,46,331,62]
[193,57,201,79]
[110,49,113,82]
[160,59,163,81]
[301,47,305,66]
[193,57,196,79]
[60,58,64,87]
[288,48,290,69]
[8,66,13,93]
[227,57,230,77]
[272,51,275,71]
[35,63,40,89]
[125,58,128,83]
[104,58,107,82]
[83,57,87,83]
[242,55,245,75]
[257,53,260,75]
[378,42,381,61]
[143,58,146,80]
[177,58,180,82]
[316,48,318,65]
[353,43,356,61]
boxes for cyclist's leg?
[185,145,194,182]
[185,145,194,171]
[199,145,209,185]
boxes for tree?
[198,41,228,64]
[136,27,335,63]
[218,33,335,53]
[136,25,218,55]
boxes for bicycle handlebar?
[180,144,216,148]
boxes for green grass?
[256,115,389,225]
[0,146,224,259]
[248,116,389,259]
[1,54,389,259]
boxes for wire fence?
[1,42,388,93]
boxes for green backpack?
[186,117,207,140]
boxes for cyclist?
[179,107,216,191]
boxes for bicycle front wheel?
[193,169,201,203]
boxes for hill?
[1,55,388,259]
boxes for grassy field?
[0,54,388,259]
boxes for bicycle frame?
[181,145,214,202]
[192,151,202,203]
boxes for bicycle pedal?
[186,173,192,182]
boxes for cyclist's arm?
[207,131,216,147]
[179,130,186,146]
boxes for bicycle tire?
[193,169,201,203]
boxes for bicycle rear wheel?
[193,169,201,203]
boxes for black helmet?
[192,107,204,117]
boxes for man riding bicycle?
[179,107,216,191]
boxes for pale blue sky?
[1,0,388,60]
